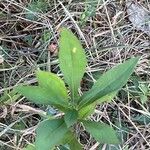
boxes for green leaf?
[139,83,149,94]
[41,30,52,43]
[60,131,74,145]
[15,86,67,111]
[16,71,69,111]
[25,0,48,20]
[140,94,148,104]
[69,137,82,150]
[79,57,139,108]
[78,91,117,119]
[80,1,97,26]
[59,28,87,102]
[16,86,50,104]
[36,70,68,102]
[78,102,96,119]
[82,120,119,144]
[97,91,117,103]
[35,119,68,150]
[0,90,20,105]
[132,114,150,125]
[64,109,78,127]
[61,131,82,150]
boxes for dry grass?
[0,0,150,149]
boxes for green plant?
[80,0,98,26]
[16,28,139,150]
[128,76,150,104]
[25,0,48,20]
[0,90,20,105]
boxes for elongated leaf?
[36,70,68,101]
[59,28,87,102]
[61,130,74,145]
[61,131,82,150]
[64,109,78,127]
[82,120,119,144]
[97,91,118,104]
[69,137,82,150]
[16,86,68,111]
[78,91,117,119]
[79,57,139,108]
[16,86,51,104]
[78,102,96,119]
[35,119,68,150]
[16,71,69,111]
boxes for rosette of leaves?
[16,28,139,150]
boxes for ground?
[0,0,150,150]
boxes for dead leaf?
[0,106,7,118]
[126,1,150,35]
[48,43,58,54]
